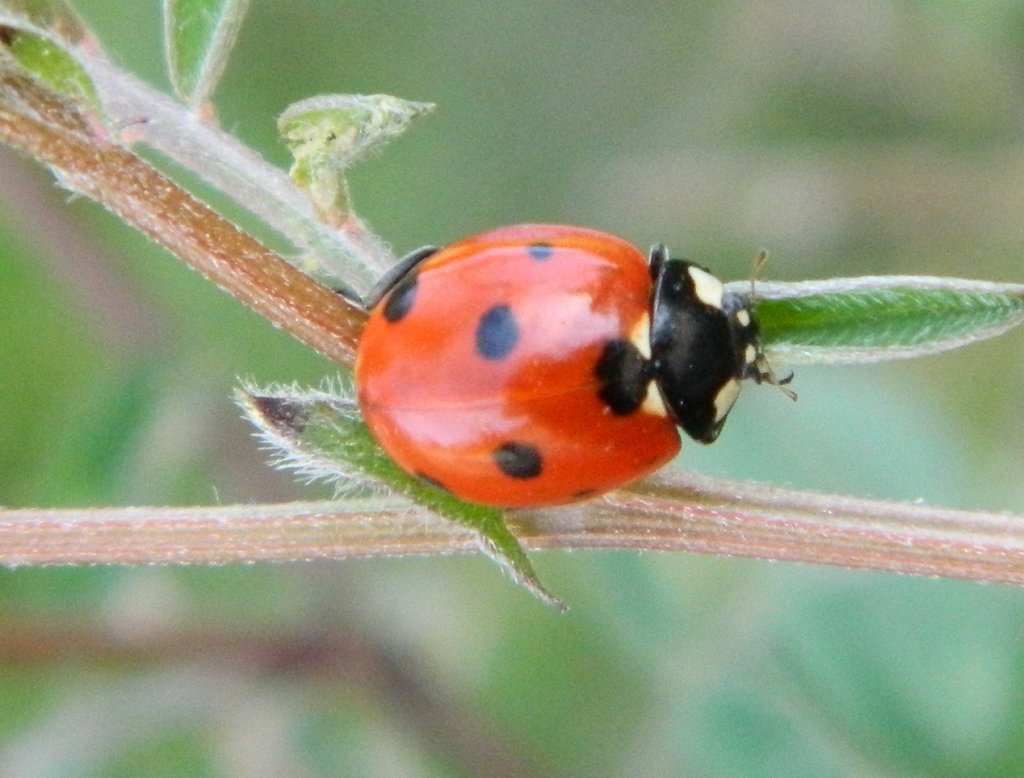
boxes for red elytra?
[355,224,682,508]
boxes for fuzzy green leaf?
[744,276,1024,365]
[163,0,250,108]
[278,94,433,224]
[237,386,564,610]
[4,29,99,113]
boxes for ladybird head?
[648,248,765,443]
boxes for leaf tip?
[240,391,310,435]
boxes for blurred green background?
[2,1,1024,775]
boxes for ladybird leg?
[361,246,439,311]
[648,244,670,281]
[328,281,367,306]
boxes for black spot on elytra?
[493,442,543,479]
[415,472,450,493]
[250,396,309,433]
[475,304,519,360]
[527,242,554,260]
[382,272,418,322]
[595,338,650,415]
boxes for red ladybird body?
[355,224,766,508]
[356,225,679,507]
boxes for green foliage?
[756,280,1024,362]
[278,94,433,223]
[163,0,249,107]
[6,29,98,111]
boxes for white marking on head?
[736,309,751,328]
[641,380,669,417]
[687,266,725,309]
[713,378,741,422]
[628,313,652,359]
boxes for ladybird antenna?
[749,248,770,300]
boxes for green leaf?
[746,276,1024,365]
[236,385,564,610]
[5,28,99,113]
[278,94,433,225]
[163,0,250,108]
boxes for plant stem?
[0,65,366,368]
[3,472,1023,587]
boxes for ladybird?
[354,224,774,508]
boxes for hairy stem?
[3,472,1023,587]
[0,65,366,367]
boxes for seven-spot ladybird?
[354,224,776,508]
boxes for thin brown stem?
[0,66,366,367]
[3,471,1024,587]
